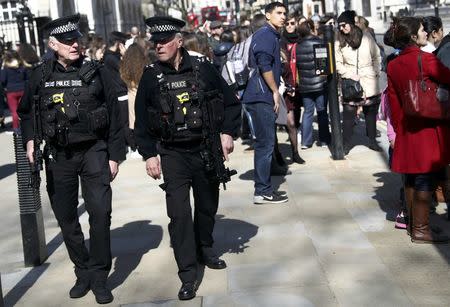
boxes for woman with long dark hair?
[335,10,382,154]
[384,17,450,243]
[119,43,149,154]
[279,13,305,163]
[421,16,443,53]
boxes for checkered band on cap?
[50,21,78,35]
[149,24,178,33]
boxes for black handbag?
[341,49,363,101]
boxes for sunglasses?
[57,37,79,46]
[286,21,296,26]
[152,35,176,44]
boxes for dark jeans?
[245,102,276,196]
[45,140,112,280]
[405,169,446,192]
[160,148,220,283]
[342,102,379,146]
[301,91,330,146]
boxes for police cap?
[43,14,82,41]
[145,16,185,42]
[109,31,131,45]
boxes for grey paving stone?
[219,235,317,265]
[122,296,202,307]
[227,260,327,292]
[203,286,338,307]
[287,173,333,194]
[306,217,374,251]
[332,280,411,307]
[346,207,387,232]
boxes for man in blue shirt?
[242,2,288,204]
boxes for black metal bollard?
[13,133,48,267]
[323,25,345,160]
[0,274,4,307]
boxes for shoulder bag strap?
[418,51,426,91]
[356,48,359,75]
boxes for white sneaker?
[254,193,288,204]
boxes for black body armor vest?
[39,61,108,146]
[150,58,205,143]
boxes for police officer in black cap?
[135,16,241,300]
[18,14,125,304]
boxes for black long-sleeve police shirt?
[17,56,126,162]
[134,48,241,160]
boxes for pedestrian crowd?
[0,0,448,304]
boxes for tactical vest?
[149,58,205,143]
[39,60,108,146]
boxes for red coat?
[387,45,450,173]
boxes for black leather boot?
[178,281,197,300]
[91,277,113,304]
[69,278,90,298]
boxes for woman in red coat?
[385,17,450,244]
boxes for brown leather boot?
[411,191,449,244]
[404,186,414,236]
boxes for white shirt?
[421,41,436,53]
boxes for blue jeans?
[301,92,330,146]
[245,102,276,196]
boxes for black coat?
[103,49,127,97]
[17,57,126,162]
[134,48,241,160]
[296,35,328,94]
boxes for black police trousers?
[45,140,112,280]
[160,147,220,283]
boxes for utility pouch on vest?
[88,106,109,131]
[79,61,98,83]
[186,106,202,129]
[204,90,224,131]
[147,107,173,140]
[42,109,56,138]
[55,122,69,147]
[61,91,79,121]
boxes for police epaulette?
[31,61,44,70]
[192,56,207,63]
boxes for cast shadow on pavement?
[238,168,286,192]
[4,204,86,307]
[106,220,163,290]
[196,214,258,286]
[0,163,15,180]
[372,153,450,265]
[372,171,402,222]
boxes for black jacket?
[134,48,241,160]
[296,35,328,93]
[103,49,127,97]
[17,57,125,162]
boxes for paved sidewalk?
[0,120,449,307]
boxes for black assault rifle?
[29,94,43,190]
[201,90,237,190]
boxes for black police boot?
[69,277,90,298]
[178,281,197,300]
[91,276,113,304]
[198,247,227,270]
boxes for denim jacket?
[242,23,281,105]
